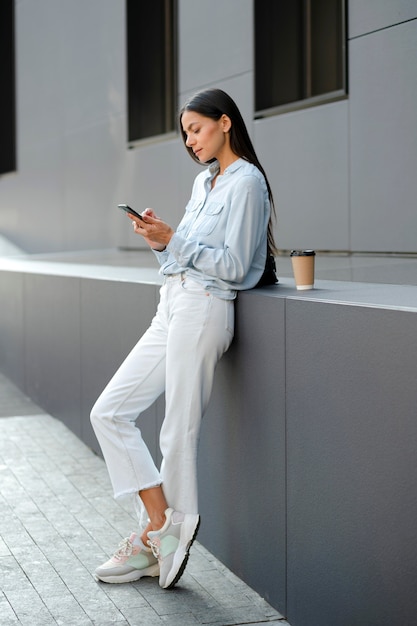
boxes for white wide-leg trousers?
[90,275,234,529]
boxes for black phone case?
[117,204,143,220]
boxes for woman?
[91,88,276,589]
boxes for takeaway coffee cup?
[290,250,316,290]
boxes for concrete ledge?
[1,257,417,626]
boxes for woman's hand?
[128,208,174,251]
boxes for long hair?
[179,88,277,255]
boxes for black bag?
[255,254,278,287]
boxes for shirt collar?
[208,161,220,177]
[207,157,245,178]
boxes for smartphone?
[117,204,144,221]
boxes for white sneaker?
[147,508,200,589]
[95,533,159,583]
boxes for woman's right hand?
[130,208,168,251]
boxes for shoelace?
[148,538,160,560]
[114,537,133,558]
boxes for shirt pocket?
[191,201,224,236]
[176,198,201,234]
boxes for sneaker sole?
[162,515,200,590]
[95,563,160,584]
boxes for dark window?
[127,0,177,143]
[0,0,16,174]
[255,0,347,115]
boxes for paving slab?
[0,374,290,625]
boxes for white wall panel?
[59,0,125,134]
[350,21,417,252]
[0,141,64,248]
[178,0,253,93]
[62,118,126,251]
[14,139,66,252]
[349,0,417,38]
[9,0,127,253]
[254,102,349,252]
[16,0,64,150]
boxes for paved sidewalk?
[0,374,289,626]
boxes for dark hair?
[179,88,277,255]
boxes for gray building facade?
[0,1,416,256]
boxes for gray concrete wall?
[198,291,287,611]
[1,262,417,626]
[0,2,416,255]
[284,299,417,626]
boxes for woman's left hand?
[129,209,174,251]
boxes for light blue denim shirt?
[154,158,271,300]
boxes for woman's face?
[181,110,231,164]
